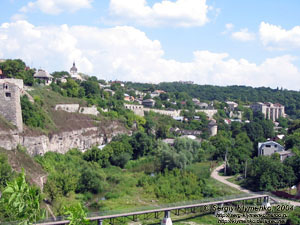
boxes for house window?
[261,149,264,155]
[265,145,271,148]
[274,145,277,148]
[5,92,11,98]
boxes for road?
[211,163,300,206]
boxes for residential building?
[99,83,111,89]
[173,116,184,121]
[103,89,115,96]
[198,102,208,109]
[251,102,285,121]
[226,101,238,111]
[229,111,242,119]
[192,98,200,105]
[124,94,135,102]
[34,69,53,85]
[258,141,293,161]
[111,80,124,87]
[142,99,155,107]
[258,141,284,156]
[135,90,146,97]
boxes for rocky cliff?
[0,120,129,155]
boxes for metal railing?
[31,192,267,225]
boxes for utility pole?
[224,148,228,176]
[244,160,247,179]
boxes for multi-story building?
[251,102,285,121]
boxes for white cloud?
[222,23,234,34]
[109,0,210,27]
[10,13,27,21]
[0,20,300,90]
[259,22,300,50]
[231,28,255,41]
[20,0,93,15]
[225,23,234,30]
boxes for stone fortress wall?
[195,109,218,120]
[124,104,145,117]
[0,79,23,132]
[55,104,99,116]
[79,105,99,116]
[124,103,181,117]
[55,104,80,113]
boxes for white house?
[226,101,238,111]
[258,141,293,161]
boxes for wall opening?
[5,92,11,98]
[3,83,8,89]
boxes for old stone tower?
[0,79,23,132]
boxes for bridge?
[34,193,271,225]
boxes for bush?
[137,169,209,202]
[21,95,49,129]
[0,152,14,189]
[77,165,106,194]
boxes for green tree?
[64,203,90,225]
[0,169,45,224]
[245,156,295,191]
[243,122,264,142]
[285,130,300,149]
[77,164,106,194]
[0,59,26,77]
[0,152,14,189]
[51,71,69,79]
[21,96,49,129]
[63,79,81,97]
[130,131,154,159]
[210,131,232,160]
[81,80,100,97]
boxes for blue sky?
[1,0,300,90]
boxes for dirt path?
[211,163,300,206]
[211,164,254,194]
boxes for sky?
[1,0,300,90]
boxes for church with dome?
[69,62,83,81]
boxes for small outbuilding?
[34,69,53,85]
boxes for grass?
[87,162,242,215]
[0,147,47,189]
[226,174,244,186]
[173,214,219,225]
[25,86,107,134]
[29,86,87,109]
[0,114,16,131]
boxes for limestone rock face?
[0,121,129,156]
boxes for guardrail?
[30,193,268,225]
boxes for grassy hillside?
[0,115,16,131]
[0,147,47,189]
[24,87,105,134]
